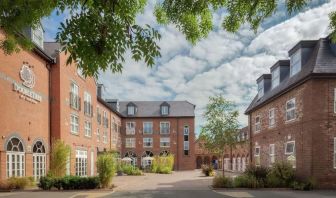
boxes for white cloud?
[98,1,333,134]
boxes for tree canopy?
[0,0,334,77]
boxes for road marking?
[214,191,254,198]
[69,191,114,198]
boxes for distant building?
[245,36,336,188]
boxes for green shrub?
[0,180,11,191]
[245,165,269,181]
[213,176,233,188]
[266,161,295,188]
[96,153,116,188]
[38,177,54,190]
[122,164,142,175]
[201,164,215,176]
[49,140,71,177]
[151,154,174,174]
[7,177,34,190]
[292,177,315,191]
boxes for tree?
[0,1,335,76]
[200,94,239,176]
[96,153,117,188]
[49,139,71,177]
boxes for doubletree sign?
[13,63,42,103]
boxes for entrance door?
[6,152,25,177]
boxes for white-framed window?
[32,26,44,48]
[143,138,153,148]
[285,141,295,155]
[126,122,136,135]
[334,137,336,169]
[184,125,189,135]
[290,49,301,76]
[255,116,261,132]
[97,129,100,142]
[33,141,46,180]
[75,150,87,176]
[286,98,296,121]
[103,111,108,128]
[127,106,135,115]
[161,106,169,115]
[160,137,170,147]
[103,130,108,144]
[254,146,260,166]
[272,67,280,89]
[334,89,336,113]
[70,82,80,110]
[6,137,25,178]
[184,141,189,150]
[125,138,136,148]
[269,108,275,128]
[84,121,92,137]
[160,122,170,134]
[184,125,189,155]
[258,80,264,98]
[269,144,275,166]
[84,92,92,116]
[143,122,153,134]
[70,114,79,134]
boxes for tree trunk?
[230,145,233,171]
[222,153,225,176]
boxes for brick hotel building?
[0,28,196,180]
[245,36,336,188]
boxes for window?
[184,125,189,135]
[75,150,87,176]
[285,141,295,155]
[6,137,25,178]
[143,122,153,134]
[269,144,275,166]
[254,146,260,166]
[70,82,80,110]
[33,141,46,180]
[126,122,136,135]
[255,116,261,132]
[125,151,137,166]
[334,137,336,169]
[84,92,92,116]
[70,114,79,134]
[160,122,170,134]
[271,67,280,89]
[334,88,336,113]
[286,98,296,121]
[97,107,101,124]
[84,121,92,137]
[127,106,135,115]
[269,108,275,127]
[143,138,153,148]
[161,106,169,115]
[125,138,136,148]
[290,49,301,76]
[103,111,108,128]
[102,130,108,144]
[32,26,43,48]
[258,80,264,98]
[184,125,189,155]
[97,129,100,142]
[160,137,170,147]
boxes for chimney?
[106,99,119,112]
[97,84,103,98]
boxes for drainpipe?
[48,62,52,168]
[177,118,179,171]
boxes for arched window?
[141,151,153,168]
[6,137,25,178]
[159,150,170,157]
[33,141,46,180]
[124,151,137,166]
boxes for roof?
[43,42,61,58]
[97,97,123,117]
[116,101,195,118]
[245,38,336,114]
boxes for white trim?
[143,122,153,134]
[334,137,336,169]
[125,138,136,148]
[143,137,153,148]
[126,122,136,135]
[160,137,170,148]
[160,121,170,134]
[268,108,275,128]
[285,98,296,122]
[70,114,79,135]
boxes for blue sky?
[42,0,333,134]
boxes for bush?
[122,164,142,175]
[245,165,269,181]
[151,155,174,174]
[0,180,11,191]
[213,176,233,188]
[7,177,34,190]
[49,140,71,177]
[38,176,100,190]
[96,153,116,188]
[201,164,215,176]
[266,161,295,188]
[292,177,315,191]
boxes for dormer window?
[160,102,170,116]
[258,80,264,98]
[271,67,280,89]
[31,26,44,49]
[127,103,136,116]
[290,49,301,76]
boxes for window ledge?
[70,132,79,136]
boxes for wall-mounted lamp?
[2,136,5,139]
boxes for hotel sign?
[12,63,42,103]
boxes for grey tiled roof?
[43,42,61,58]
[116,101,195,117]
[245,38,336,114]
